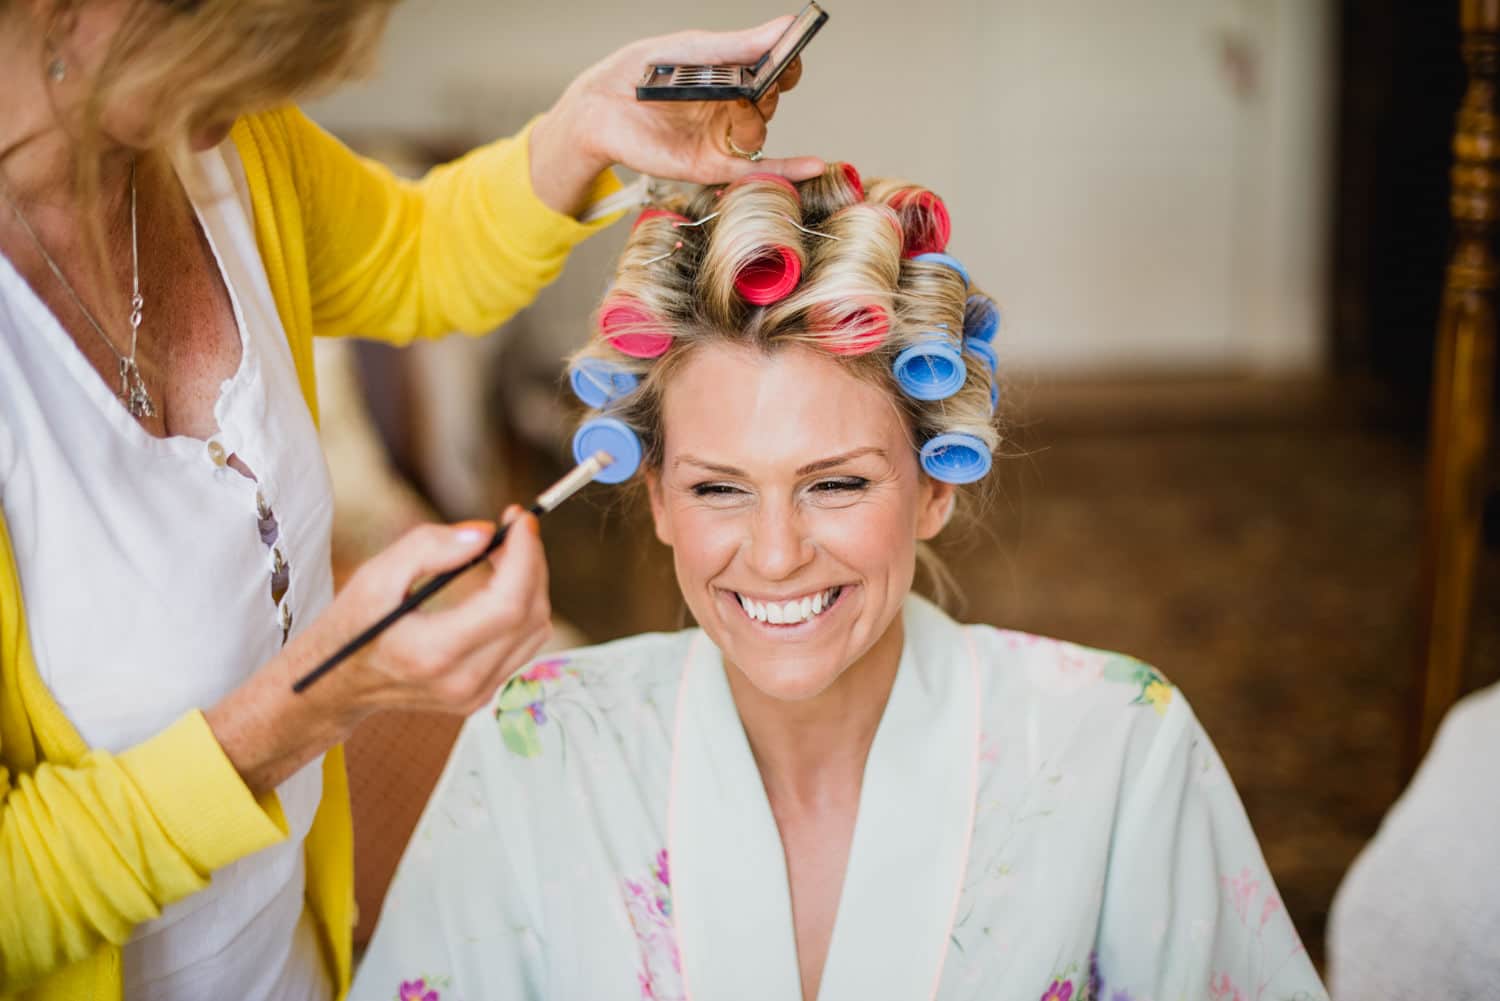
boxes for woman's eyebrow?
[673,448,887,478]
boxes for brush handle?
[291,505,543,694]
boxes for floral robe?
[353,597,1327,1001]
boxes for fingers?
[352,520,495,604]
[777,55,804,94]
[648,16,794,65]
[718,154,827,185]
[754,86,781,123]
[421,511,549,654]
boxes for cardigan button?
[206,440,227,467]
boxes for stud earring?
[46,54,66,82]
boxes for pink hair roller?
[891,189,952,258]
[839,162,865,200]
[599,297,674,358]
[632,208,690,231]
[818,304,889,355]
[734,245,802,305]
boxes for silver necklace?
[0,159,156,418]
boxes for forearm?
[204,637,368,796]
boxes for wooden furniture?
[1415,0,1499,762]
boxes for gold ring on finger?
[725,124,765,162]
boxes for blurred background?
[300,0,1498,965]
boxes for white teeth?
[737,586,842,626]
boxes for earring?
[47,56,66,82]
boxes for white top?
[356,596,1328,1001]
[1327,681,1500,1001]
[0,142,333,1001]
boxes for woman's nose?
[746,503,814,581]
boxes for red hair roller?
[734,246,802,305]
[839,162,864,200]
[632,208,690,231]
[891,189,952,258]
[599,297,674,358]
[821,304,889,355]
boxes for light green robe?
[354,597,1327,1001]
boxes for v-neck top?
[0,141,332,1000]
[354,596,1328,1001]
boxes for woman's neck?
[725,613,906,811]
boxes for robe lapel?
[669,598,980,1001]
[814,597,980,1001]
[670,632,803,1000]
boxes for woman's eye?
[691,483,744,497]
[812,477,870,493]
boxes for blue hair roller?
[569,357,640,409]
[920,433,992,484]
[572,417,642,484]
[893,334,966,401]
[911,252,970,288]
[963,337,998,376]
[990,380,1000,413]
[964,294,1000,342]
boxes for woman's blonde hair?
[569,167,1006,606]
[26,0,395,152]
[571,166,1003,480]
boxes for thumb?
[652,15,793,65]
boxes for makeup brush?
[291,451,615,693]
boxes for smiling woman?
[354,170,1330,1001]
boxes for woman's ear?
[915,479,958,541]
[646,470,674,547]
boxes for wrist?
[529,97,612,218]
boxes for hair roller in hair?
[735,245,802,305]
[964,294,1001,343]
[632,208,691,231]
[702,175,807,316]
[572,417,642,484]
[911,252,971,289]
[893,333,966,401]
[840,162,865,200]
[920,433,993,484]
[818,305,890,355]
[569,357,640,409]
[599,296,674,359]
[990,380,1001,414]
[963,337,998,376]
[890,189,952,258]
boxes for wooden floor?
[490,375,1497,965]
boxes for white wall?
[308,0,1334,377]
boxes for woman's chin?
[729,653,848,703]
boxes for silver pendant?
[119,357,156,419]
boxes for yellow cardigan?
[0,107,620,1000]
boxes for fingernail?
[456,525,489,544]
[500,505,523,525]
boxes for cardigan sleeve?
[0,711,289,993]
[261,105,623,345]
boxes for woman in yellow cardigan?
[0,2,822,999]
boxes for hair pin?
[780,214,841,241]
[672,211,722,229]
[639,240,684,267]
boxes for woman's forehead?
[660,343,905,467]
